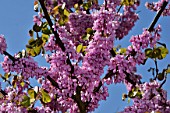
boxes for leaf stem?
[154,59,159,80]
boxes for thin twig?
[117,5,123,13]
[154,59,159,80]
[24,80,34,88]
[159,75,167,89]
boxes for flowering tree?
[0,0,170,112]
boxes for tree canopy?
[0,0,170,113]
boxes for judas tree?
[0,0,170,112]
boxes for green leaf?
[4,73,11,81]
[21,95,31,107]
[119,48,126,55]
[74,3,79,10]
[166,69,170,74]
[136,91,142,99]
[158,47,169,60]
[82,34,90,41]
[28,38,36,46]
[86,28,94,35]
[82,46,87,52]
[128,90,134,98]
[41,89,51,103]
[64,9,70,17]
[42,34,49,43]
[52,5,60,15]
[26,47,36,57]
[128,87,142,99]
[42,22,48,28]
[42,27,51,35]
[76,44,83,53]
[33,24,42,32]
[26,45,42,57]
[20,81,25,87]
[36,38,43,46]
[34,45,42,55]
[28,88,36,99]
[152,48,161,58]
[28,88,36,103]
[58,15,69,26]
[12,76,17,88]
[58,18,65,26]
[26,38,43,57]
[145,48,153,58]
[157,73,164,81]
[82,2,92,10]
[29,30,34,37]
[121,0,136,6]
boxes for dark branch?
[39,0,65,51]
[153,59,159,80]
[38,0,75,87]
[148,1,168,32]
[93,70,138,93]
[117,5,123,13]
[72,86,87,113]
[159,77,166,89]
[47,75,60,89]
[3,51,61,91]
[3,51,15,62]
[66,53,74,74]
[0,89,7,96]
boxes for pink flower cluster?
[121,81,170,113]
[0,35,7,54]
[106,25,161,84]
[116,5,139,39]
[1,56,48,80]
[0,86,27,112]
[146,0,170,16]
[33,12,43,26]
[107,54,136,84]
[68,11,94,40]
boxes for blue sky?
[0,0,170,113]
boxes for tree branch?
[3,51,61,91]
[38,0,65,51]
[148,1,168,32]
[38,0,75,82]
[46,75,60,89]
[72,86,87,113]
[159,76,167,89]
[3,51,15,62]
